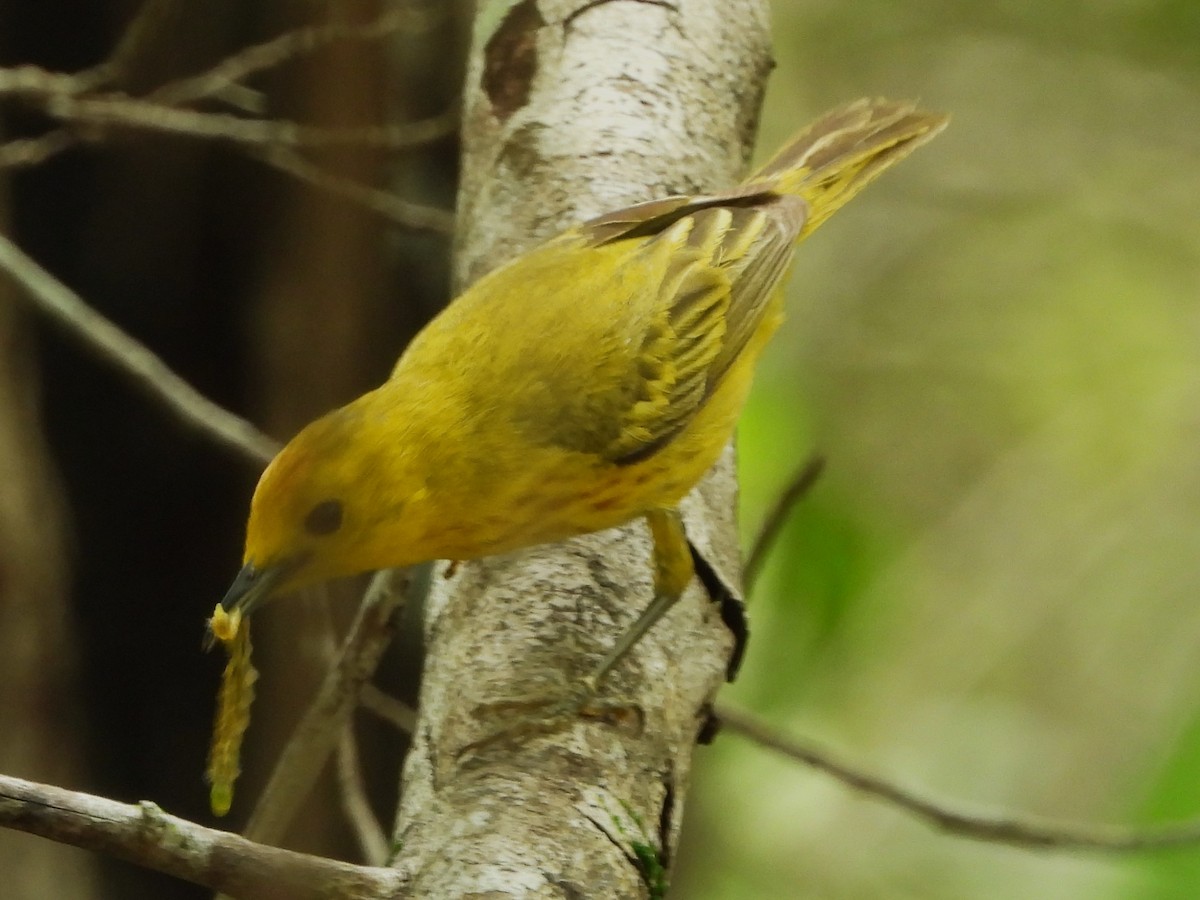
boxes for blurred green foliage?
[674,1,1200,897]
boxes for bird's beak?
[220,558,298,617]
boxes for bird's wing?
[568,191,805,464]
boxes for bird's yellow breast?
[416,293,779,562]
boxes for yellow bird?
[220,98,947,701]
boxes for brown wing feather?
[589,194,805,464]
[508,98,942,466]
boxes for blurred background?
[0,1,1198,898]
[677,2,1200,898]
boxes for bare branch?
[150,8,441,107]
[0,773,406,900]
[337,726,391,866]
[207,83,267,115]
[0,0,172,170]
[0,10,456,170]
[252,146,455,234]
[0,233,278,465]
[0,65,92,97]
[715,702,1200,852]
[35,93,458,150]
[82,0,184,88]
[308,595,393,866]
[0,58,458,151]
[241,568,412,847]
[359,684,417,733]
[0,131,75,170]
[744,454,825,595]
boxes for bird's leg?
[463,509,694,751]
[576,507,693,701]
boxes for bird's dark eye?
[304,499,344,536]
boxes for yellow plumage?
[220,98,947,701]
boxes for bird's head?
[219,397,434,617]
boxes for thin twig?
[715,702,1200,852]
[0,65,93,97]
[744,454,825,595]
[337,725,391,865]
[206,83,267,115]
[240,568,411,848]
[252,146,455,234]
[0,9,446,168]
[0,233,278,465]
[308,587,393,865]
[0,773,406,900]
[359,684,417,734]
[0,0,175,168]
[150,8,439,107]
[41,93,458,150]
[0,63,457,150]
[0,130,76,169]
[81,0,184,89]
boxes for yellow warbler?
[220,98,947,701]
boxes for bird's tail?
[743,98,949,239]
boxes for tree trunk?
[392,1,771,894]
[0,197,101,897]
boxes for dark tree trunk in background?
[0,1,459,896]
[0,190,100,900]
